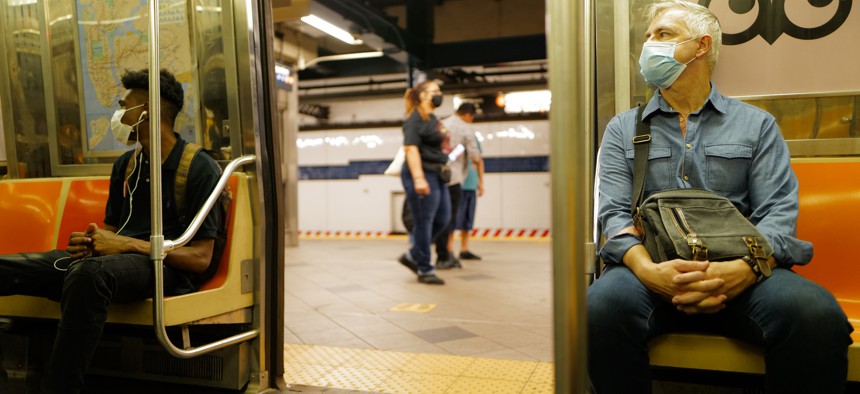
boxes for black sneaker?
[459,251,482,260]
[398,254,418,274]
[436,257,462,270]
[418,274,445,285]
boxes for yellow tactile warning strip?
[390,303,438,313]
[284,344,555,394]
[298,233,553,242]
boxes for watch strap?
[743,255,764,283]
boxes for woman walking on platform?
[397,81,450,285]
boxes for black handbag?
[630,105,773,263]
[423,162,451,184]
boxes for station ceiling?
[274,0,547,90]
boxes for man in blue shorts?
[455,141,483,260]
[435,103,483,268]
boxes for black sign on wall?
[700,0,853,44]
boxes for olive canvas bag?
[630,105,773,263]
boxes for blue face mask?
[639,37,698,88]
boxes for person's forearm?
[109,234,212,274]
[475,157,485,187]
[164,240,214,274]
[623,244,654,277]
[404,146,424,180]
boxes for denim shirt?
[597,84,813,266]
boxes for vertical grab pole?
[147,0,167,333]
[145,0,259,358]
[547,0,593,392]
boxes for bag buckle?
[687,235,708,261]
[633,208,643,234]
[744,236,767,261]
[632,134,652,144]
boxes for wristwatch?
[742,255,772,283]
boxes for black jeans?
[434,184,462,261]
[0,250,195,393]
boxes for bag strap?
[175,142,204,219]
[631,104,651,214]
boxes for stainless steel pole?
[148,0,163,258]
[547,0,593,392]
[147,0,168,347]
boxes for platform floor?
[284,238,553,361]
[283,238,554,393]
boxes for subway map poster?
[77,0,195,152]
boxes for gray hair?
[646,0,722,72]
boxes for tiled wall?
[300,96,456,127]
[297,119,551,234]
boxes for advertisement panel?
[708,0,860,96]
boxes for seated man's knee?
[766,279,851,341]
[63,259,112,292]
[588,267,650,330]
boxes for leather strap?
[175,142,203,220]
[631,104,651,214]
[122,142,203,221]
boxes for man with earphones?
[0,69,222,393]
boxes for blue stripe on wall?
[299,156,549,180]
[484,156,549,173]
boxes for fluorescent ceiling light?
[504,90,552,114]
[301,14,363,45]
[301,51,383,69]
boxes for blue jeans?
[401,166,451,274]
[588,265,853,394]
[0,250,195,393]
[434,184,461,261]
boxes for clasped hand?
[67,223,130,260]
[643,258,755,315]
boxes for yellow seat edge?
[650,333,860,381]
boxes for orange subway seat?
[198,175,238,291]
[56,178,110,250]
[792,160,860,334]
[792,160,860,345]
[0,180,64,254]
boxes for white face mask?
[110,104,146,146]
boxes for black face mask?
[431,94,443,108]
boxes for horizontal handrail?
[153,154,258,358]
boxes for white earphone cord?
[56,153,142,272]
[117,152,142,234]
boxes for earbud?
[141,110,148,117]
